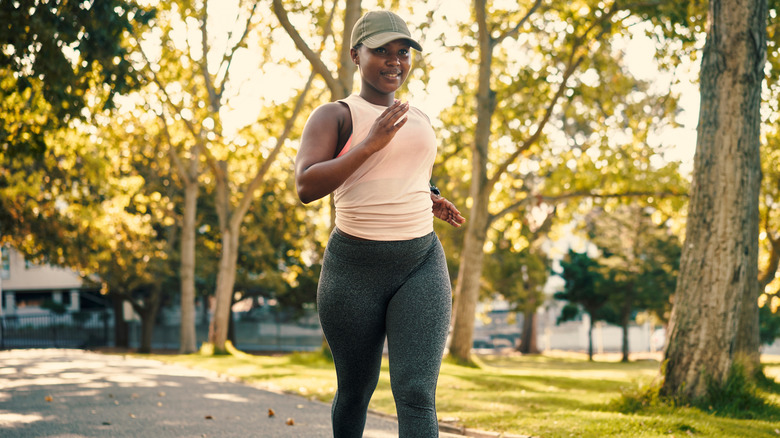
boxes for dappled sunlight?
[0,411,46,427]
[202,393,251,403]
[363,429,398,438]
[1,349,356,437]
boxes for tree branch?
[336,0,361,98]
[131,30,212,181]
[487,3,620,189]
[199,0,221,113]
[494,0,543,45]
[217,0,261,100]
[272,0,341,95]
[157,114,192,186]
[232,69,317,228]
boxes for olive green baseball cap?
[351,11,423,52]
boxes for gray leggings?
[317,229,452,438]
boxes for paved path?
[0,349,464,438]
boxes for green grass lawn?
[137,348,780,437]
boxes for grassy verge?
[134,348,780,438]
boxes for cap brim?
[362,32,423,52]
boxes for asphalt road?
[0,349,411,438]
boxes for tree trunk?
[519,306,540,354]
[587,318,594,361]
[447,0,495,363]
[449,196,490,362]
[661,0,766,399]
[179,180,198,353]
[111,295,129,349]
[621,287,634,363]
[621,314,629,363]
[138,292,162,354]
[227,304,236,345]
[207,226,240,353]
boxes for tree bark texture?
[449,199,490,361]
[519,306,540,354]
[661,0,766,399]
[138,290,161,354]
[112,295,129,349]
[587,319,594,361]
[207,226,240,353]
[179,181,199,353]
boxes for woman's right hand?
[362,100,409,154]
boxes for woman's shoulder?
[308,101,351,125]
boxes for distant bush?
[40,299,67,315]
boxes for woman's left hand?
[432,193,465,228]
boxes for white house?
[0,246,102,316]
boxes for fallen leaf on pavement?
[205,415,214,420]
[268,408,275,417]
[286,418,294,426]
[44,396,53,402]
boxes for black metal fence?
[0,311,111,349]
[0,308,324,352]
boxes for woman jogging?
[295,10,465,438]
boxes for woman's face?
[352,39,413,98]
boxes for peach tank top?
[333,94,436,241]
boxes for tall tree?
[584,205,681,362]
[129,0,316,353]
[661,0,767,400]
[444,0,685,362]
[554,249,610,361]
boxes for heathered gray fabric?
[317,228,452,438]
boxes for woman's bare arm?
[295,100,409,204]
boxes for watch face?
[430,186,440,196]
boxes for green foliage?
[584,205,681,326]
[695,362,780,420]
[761,304,780,346]
[0,127,115,268]
[0,0,154,157]
[483,228,549,312]
[554,249,609,323]
[609,378,663,413]
[617,362,780,422]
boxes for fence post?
[51,314,57,348]
[103,311,109,346]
